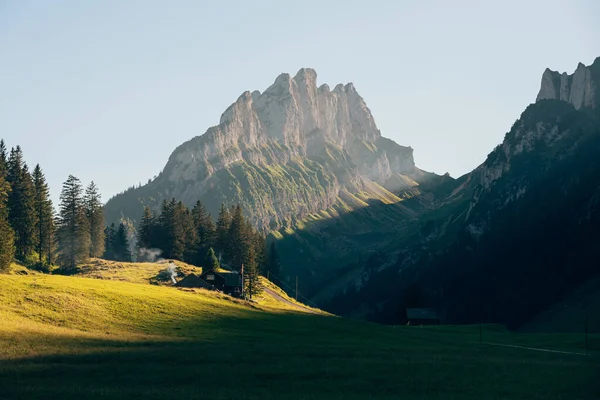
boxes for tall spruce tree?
[214,203,231,262]
[157,199,176,258]
[7,147,37,261]
[56,175,90,269]
[137,206,156,251]
[0,173,15,271]
[84,182,105,257]
[226,205,245,270]
[112,223,132,262]
[191,200,216,255]
[103,223,117,260]
[32,164,54,266]
[0,140,8,178]
[243,245,261,298]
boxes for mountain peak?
[293,67,317,83]
[536,57,599,110]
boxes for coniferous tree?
[112,223,132,262]
[56,175,90,270]
[157,199,177,258]
[226,205,246,269]
[243,245,261,298]
[214,203,231,262]
[7,147,37,261]
[0,140,8,178]
[137,206,156,251]
[203,247,220,272]
[103,223,117,260]
[84,182,105,257]
[0,173,15,271]
[32,164,54,267]
[191,200,216,261]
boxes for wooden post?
[295,276,298,301]
[267,270,270,281]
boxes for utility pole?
[295,276,298,301]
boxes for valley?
[0,262,597,399]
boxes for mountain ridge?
[105,68,441,230]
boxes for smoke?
[167,262,177,284]
[138,248,163,263]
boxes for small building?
[200,270,243,298]
[175,274,215,290]
[406,308,440,325]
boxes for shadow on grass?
[1,315,599,400]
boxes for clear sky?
[1,0,599,206]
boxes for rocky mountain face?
[325,58,600,329]
[105,68,438,230]
[536,57,600,110]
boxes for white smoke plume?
[167,262,177,284]
[138,248,163,263]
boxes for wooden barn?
[175,274,215,290]
[406,308,440,325]
[200,270,243,298]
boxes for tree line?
[137,201,281,295]
[0,140,130,272]
[0,139,282,296]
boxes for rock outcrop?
[536,57,600,109]
[105,68,437,229]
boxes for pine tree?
[84,182,105,257]
[32,164,54,267]
[243,245,261,298]
[56,175,90,270]
[180,204,197,263]
[137,206,156,251]
[7,147,37,261]
[203,247,220,272]
[0,140,8,178]
[157,199,176,258]
[226,205,246,270]
[103,223,117,260]
[112,223,132,262]
[214,203,231,262]
[0,174,15,271]
[192,200,216,253]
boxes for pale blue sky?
[1,0,599,206]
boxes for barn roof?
[175,274,215,289]
[406,308,439,320]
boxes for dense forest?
[0,140,281,295]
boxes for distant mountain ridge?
[323,57,600,329]
[105,68,440,229]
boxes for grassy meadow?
[0,262,598,400]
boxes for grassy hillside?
[72,258,203,285]
[0,269,598,399]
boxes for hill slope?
[0,271,598,399]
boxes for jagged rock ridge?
[536,57,600,110]
[105,68,438,229]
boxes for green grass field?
[0,263,598,400]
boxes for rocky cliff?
[324,58,600,329]
[536,57,600,110]
[105,68,437,229]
